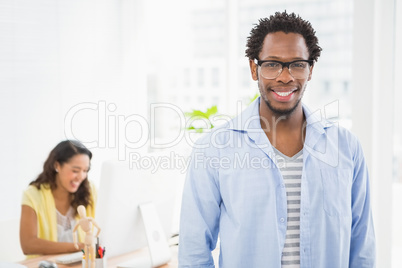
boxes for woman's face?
[54,154,90,193]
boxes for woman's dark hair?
[30,140,93,214]
[245,11,322,62]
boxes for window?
[146,0,354,131]
[197,68,205,87]
[211,67,220,87]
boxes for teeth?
[275,91,292,97]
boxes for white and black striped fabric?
[274,147,303,268]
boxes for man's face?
[250,32,313,116]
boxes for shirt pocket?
[320,168,352,217]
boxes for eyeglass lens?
[260,61,311,79]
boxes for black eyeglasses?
[254,59,314,79]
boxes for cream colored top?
[56,207,76,243]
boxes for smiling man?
[178,11,375,268]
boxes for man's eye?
[291,62,307,68]
[263,62,280,68]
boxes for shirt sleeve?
[178,143,222,268]
[21,185,58,243]
[349,138,376,267]
[21,185,35,208]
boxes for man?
[178,11,375,268]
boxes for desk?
[19,247,178,268]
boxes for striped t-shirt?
[274,147,303,268]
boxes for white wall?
[352,0,397,266]
[0,0,146,261]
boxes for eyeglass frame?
[253,59,314,79]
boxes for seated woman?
[20,140,97,255]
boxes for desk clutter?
[54,243,106,267]
[73,205,103,268]
[81,258,106,268]
[55,251,82,264]
[38,260,57,268]
[81,238,106,268]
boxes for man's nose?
[276,67,295,83]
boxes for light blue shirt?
[178,98,375,268]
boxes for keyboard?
[55,251,83,264]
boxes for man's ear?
[308,64,314,81]
[249,59,258,81]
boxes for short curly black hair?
[245,11,322,62]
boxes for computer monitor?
[95,151,185,267]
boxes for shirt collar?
[227,96,331,134]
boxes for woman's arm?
[20,205,85,255]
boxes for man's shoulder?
[323,122,365,158]
[192,123,234,150]
[326,122,359,142]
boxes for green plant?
[185,105,218,133]
[184,93,258,133]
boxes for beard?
[259,82,306,117]
[262,95,301,117]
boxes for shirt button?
[280,218,285,223]
[281,184,285,188]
